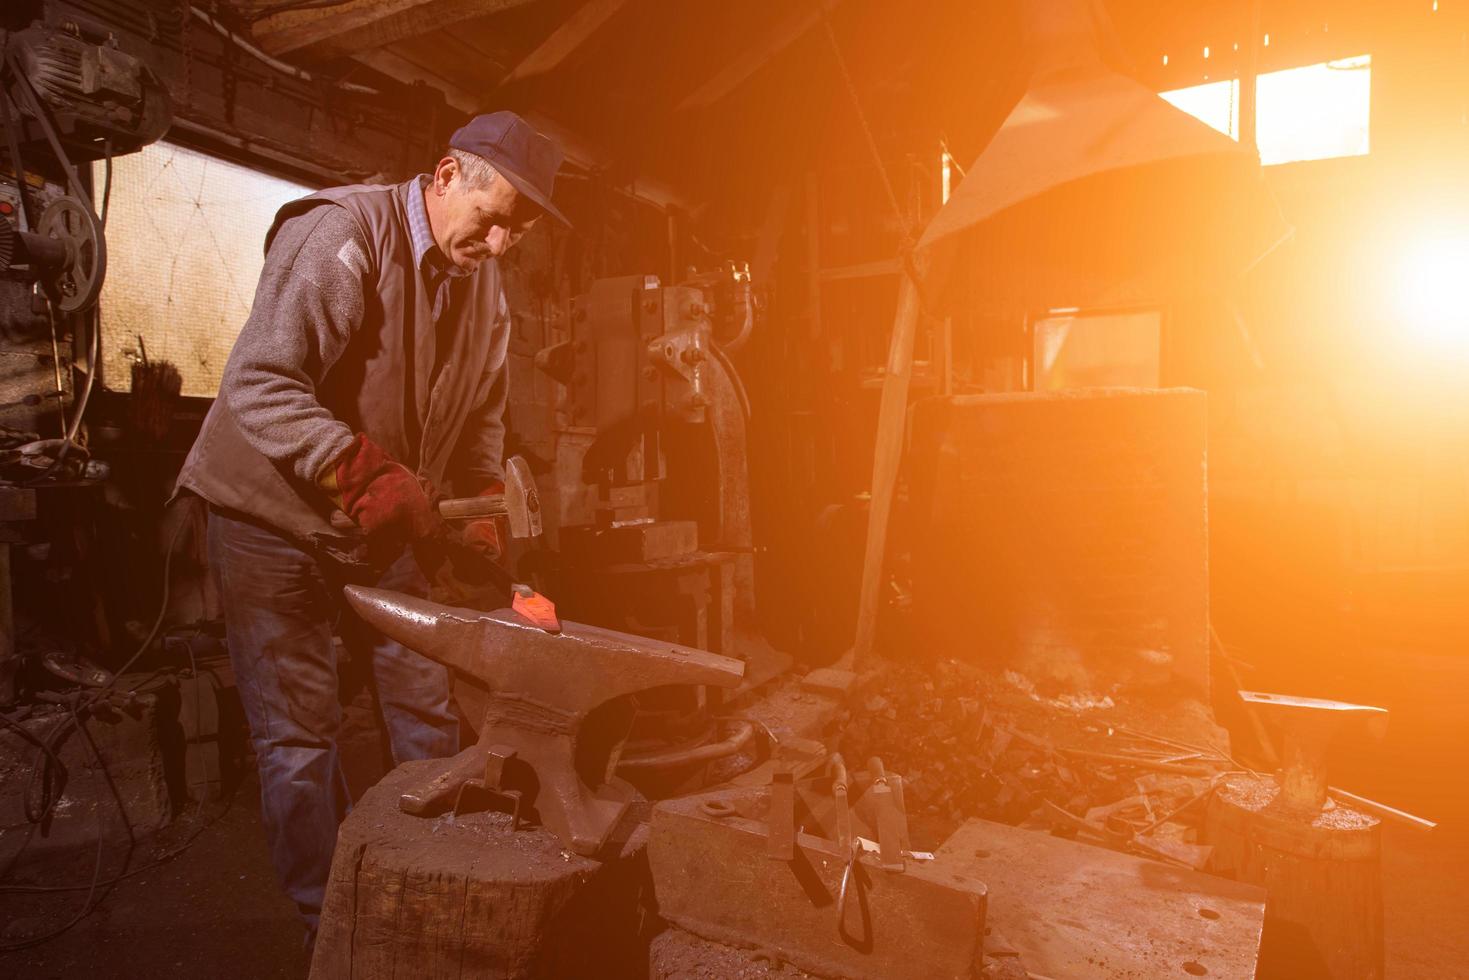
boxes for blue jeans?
[207,508,459,932]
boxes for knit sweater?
[217,205,364,489]
[177,182,510,539]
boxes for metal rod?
[1328,786,1437,832]
[615,720,756,771]
[1137,781,1218,837]
[1057,747,1216,776]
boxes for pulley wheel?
[36,196,107,313]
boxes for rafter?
[352,47,690,211]
[496,0,628,87]
[676,0,841,112]
[253,0,535,61]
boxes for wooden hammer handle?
[329,495,509,532]
[437,495,507,520]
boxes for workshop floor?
[0,771,306,979]
[3,705,1468,978]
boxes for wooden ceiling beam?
[253,0,536,61]
[353,47,692,212]
[676,0,841,112]
[496,0,628,87]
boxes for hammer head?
[502,455,542,539]
[433,455,542,539]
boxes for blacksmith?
[175,111,567,942]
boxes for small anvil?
[345,586,746,856]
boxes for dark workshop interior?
[1,0,1468,977]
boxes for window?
[1256,55,1371,165]
[93,141,313,397]
[1160,55,1371,167]
[1161,78,1240,141]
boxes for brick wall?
[909,388,1209,694]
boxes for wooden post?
[845,253,928,671]
[0,544,13,705]
[804,172,822,343]
[0,487,36,705]
[1240,0,1261,153]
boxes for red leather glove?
[459,480,504,562]
[322,433,441,542]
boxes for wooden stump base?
[1204,774,1383,980]
[310,758,650,980]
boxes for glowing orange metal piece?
[512,587,561,633]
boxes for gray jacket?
[176,178,511,546]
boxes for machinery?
[0,17,171,467]
[526,265,760,657]
[505,265,778,795]
[5,22,171,162]
[1,18,172,337]
[0,15,170,701]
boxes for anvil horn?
[343,587,489,677]
[343,585,745,706]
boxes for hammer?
[331,455,543,539]
[1238,690,1389,812]
[435,456,542,539]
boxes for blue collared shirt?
[407,174,469,322]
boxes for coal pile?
[837,657,1233,858]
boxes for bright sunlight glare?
[1160,55,1370,165]
[1399,235,1469,349]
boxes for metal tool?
[328,454,542,539]
[450,742,523,828]
[828,753,854,853]
[766,767,795,860]
[344,585,744,856]
[1237,690,1388,811]
[865,757,910,872]
[649,786,989,980]
[786,756,914,901]
[436,456,543,539]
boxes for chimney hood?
[917,0,1289,314]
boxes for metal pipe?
[189,7,379,96]
[168,117,352,185]
[615,719,756,771]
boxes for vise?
[344,585,745,856]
